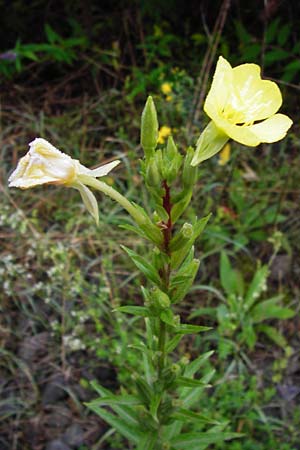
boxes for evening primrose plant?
[9,56,292,449]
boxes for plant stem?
[78,176,146,225]
[158,321,166,375]
[158,180,173,374]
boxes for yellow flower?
[166,95,173,102]
[161,82,172,95]
[157,126,172,144]
[9,138,120,224]
[204,56,292,147]
[218,143,231,166]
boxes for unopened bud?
[169,222,193,251]
[141,96,159,158]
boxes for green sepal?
[191,120,228,166]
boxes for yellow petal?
[204,56,233,120]
[249,114,293,143]
[212,115,260,146]
[232,64,282,122]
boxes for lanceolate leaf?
[175,324,212,334]
[171,430,243,449]
[113,305,150,317]
[251,297,295,323]
[184,351,214,378]
[121,245,162,287]
[245,265,269,309]
[257,324,287,348]
[87,406,143,444]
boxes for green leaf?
[136,431,158,450]
[121,245,161,287]
[175,324,212,334]
[149,392,162,420]
[45,24,61,44]
[88,394,141,406]
[245,265,269,310]
[173,408,220,425]
[87,406,142,444]
[257,324,287,348]
[160,308,177,326]
[171,214,211,268]
[166,334,184,353]
[184,351,214,378]
[176,376,211,388]
[251,298,295,323]
[265,18,280,44]
[220,252,243,296]
[113,305,150,317]
[89,381,139,427]
[171,430,243,449]
[171,259,200,304]
[277,23,290,46]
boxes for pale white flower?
[9,138,120,224]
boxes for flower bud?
[141,96,158,158]
[169,222,193,251]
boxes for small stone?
[62,423,85,447]
[45,439,72,450]
[42,375,67,406]
[270,254,291,281]
[45,405,72,428]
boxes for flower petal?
[78,159,121,178]
[232,64,282,122]
[212,115,260,146]
[204,56,233,121]
[249,114,293,143]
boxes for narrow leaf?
[121,245,161,286]
[113,305,150,317]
